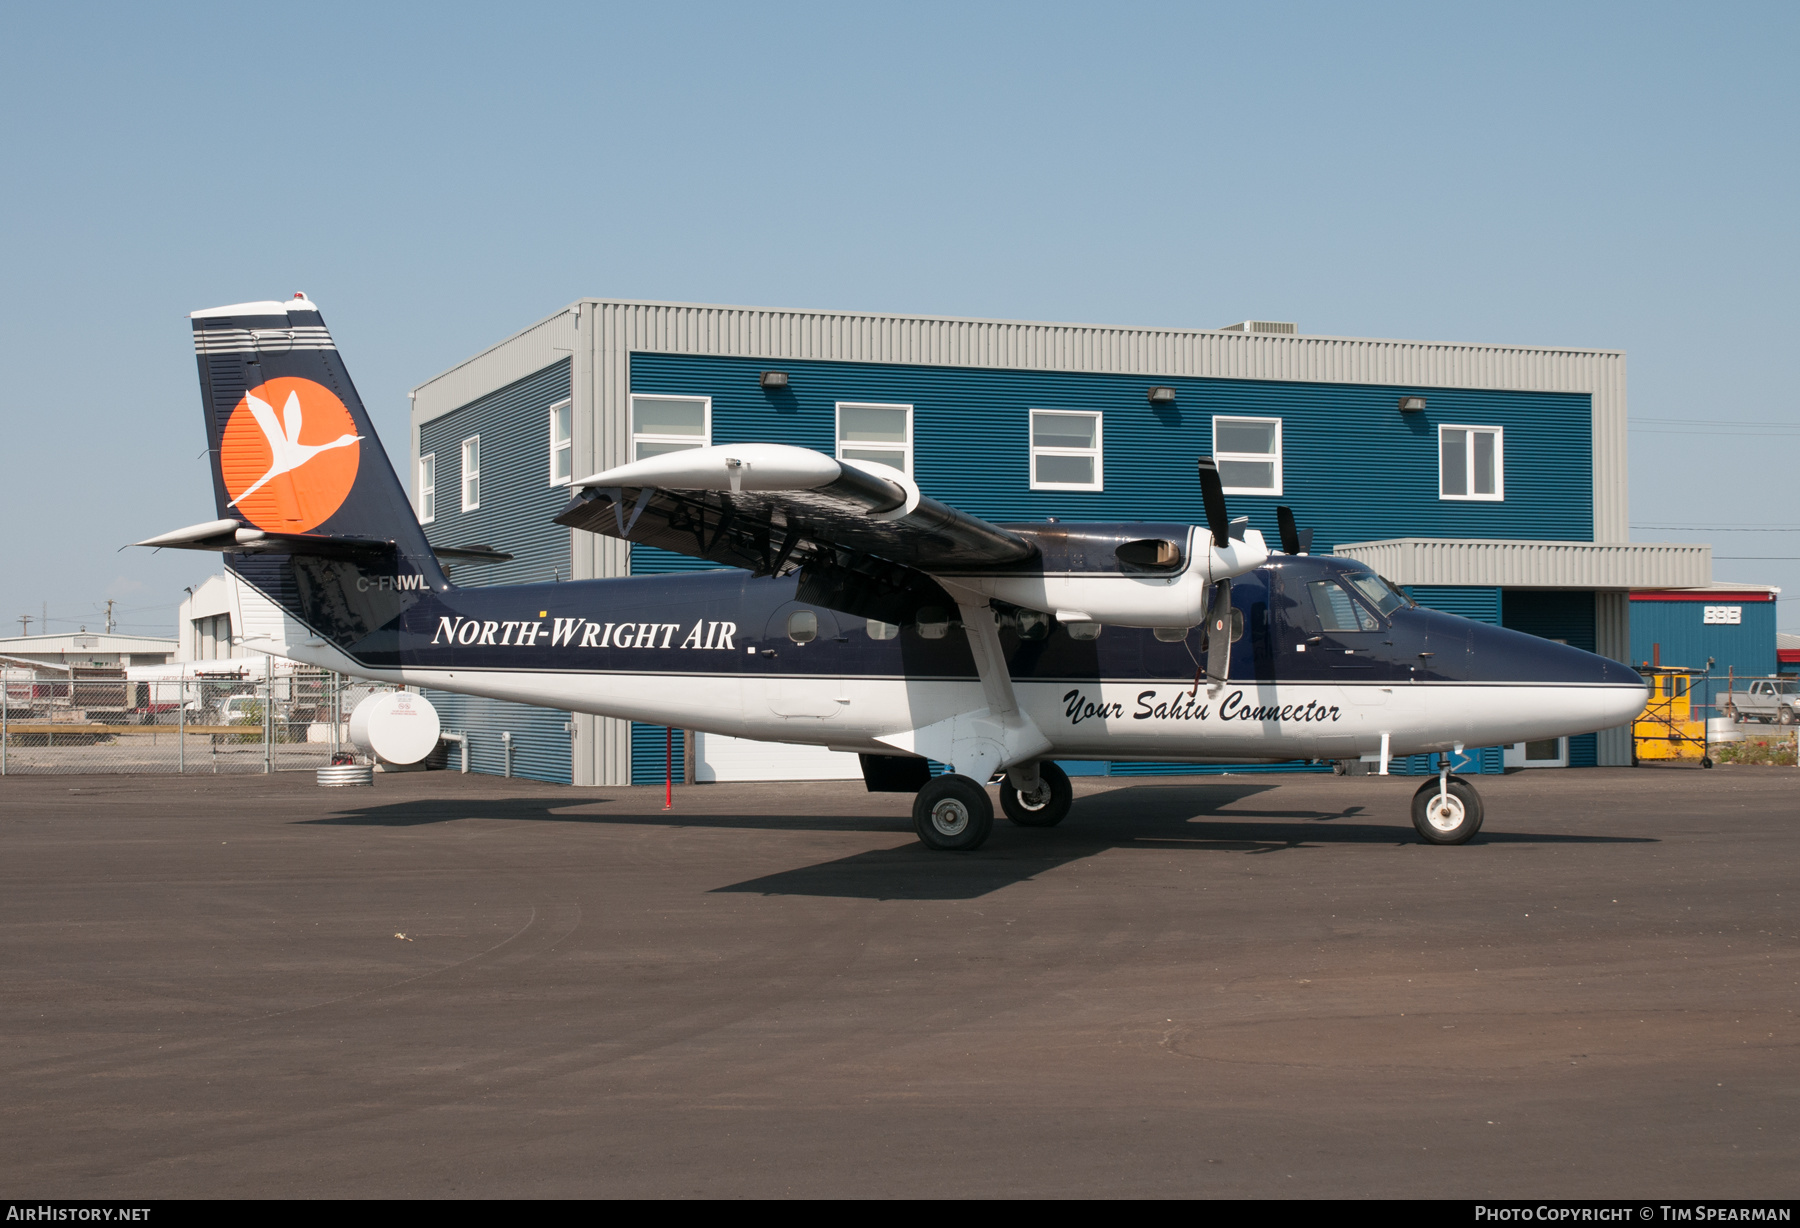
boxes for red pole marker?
[664,725,673,810]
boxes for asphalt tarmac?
[2,766,1795,1198]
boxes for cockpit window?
[1307,580,1381,632]
[1345,571,1410,617]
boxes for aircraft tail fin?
[186,295,437,569]
[144,296,448,666]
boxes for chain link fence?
[0,664,394,776]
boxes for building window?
[631,395,710,461]
[461,436,481,511]
[419,453,436,523]
[1440,425,1503,500]
[1212,416,1282,495]
[548,400,573,485]
[1029,410,1103,490]
[836,403,911,474]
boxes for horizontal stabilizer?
[132,517,396,561]
[432,544,514,564]
[133,518,508,566]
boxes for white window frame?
[1212,415,1283,496]
[835,402,912,475]
[460,435,481,512]
[548,399,573,486]
[630,393,711,461]
[1028,409,1104,491]
[418,452,436,523]
[1438,424,1504,502]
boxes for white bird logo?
[228,386,363,507]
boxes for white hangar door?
[693,731,864,782]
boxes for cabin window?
[866,619,899,641]
[631,395,710,461]
[419,453,436,523]
[837,403,912,474]
[1306,580,1381,632]
[460,436,481,511]
[1440,425,1503,500]
[1212,416,1282,495]
[1030,410,1103,490]
[549,400,573,484]
[786,610,819,644]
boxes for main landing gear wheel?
[913,774,994,851]
[1411,775,1484,845]
[1001,761,1073,828]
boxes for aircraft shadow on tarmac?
[709,784,1658,900]
[308,783,1654,902]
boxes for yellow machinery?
[1633,666,1711,767]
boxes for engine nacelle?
[946,526,1269,630]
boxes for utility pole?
[17,615,29,637]
[104,600,115,634]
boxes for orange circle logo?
[220,377,362,532]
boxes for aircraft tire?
[913,775,994,851]
[1001,761,1073,828]
[1411,777,1484,845]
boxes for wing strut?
[873,591,1052,787]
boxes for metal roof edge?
[570,298,1627,358]
[1333,538,1703,551]
[411,303,580,398]
[411,299,1625,397]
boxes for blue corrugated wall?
[631,354,1594,548]
[630,722,686,787]
[1630,596,1778,716]
[420,360,575,784]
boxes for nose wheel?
[1411,775,1484,845]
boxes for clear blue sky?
[2,1,1795,635]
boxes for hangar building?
[408,301,1712,786]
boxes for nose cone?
[1465,621,1649,731]
[1595,656,1650,726]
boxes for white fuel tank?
[349,691,442,765]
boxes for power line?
[1633,525,1800,531]
[1634,416,1799,425]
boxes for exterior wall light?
[1147,386,1176,405]
[760,371,789,389]
[1398,395,1427,412]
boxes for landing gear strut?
[1411,772,1484,844]
[913,775,995,851]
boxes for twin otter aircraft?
[140,295,1647,850]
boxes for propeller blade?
[1275,506,1315,555]
[1276,506,1301,555]
[1205,578,1233,686]
[1196,457,1231,545]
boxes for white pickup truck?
[1723,679,1800,725]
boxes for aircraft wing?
[554,444,1037,622]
